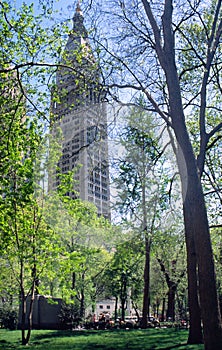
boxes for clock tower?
[50,1,110,219]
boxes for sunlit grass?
[0,328,204,349]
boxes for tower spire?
[72,0,87,38]
[76,0,82,15]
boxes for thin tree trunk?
[120,277,127,321]
[161,298,165,322]
[25,283,36,345]
[21,291,26,345]
[132,300,140,321]
[72,272,76,290]
[114,296,118,322]
[121,299,125,321]
[79,270,85,319]
[20,261,27,346]
[80,288,85,319]
[140,166,153,328]
[141,236,150,328]
[157,259,177,322]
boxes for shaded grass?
[0,328,204,350]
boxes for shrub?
[58,302,82,330]
[0,307,18,330]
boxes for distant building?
[18,295,63,330]
[94,297,133,319]
[49,1,110,219]
[95,298,118,318]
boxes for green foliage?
[38,175,115,306]
[0,307,18,330]
[0,105,61,297]
[0,0,70,121]
[113,106,168,223]
[104,238,143,310]
[0,0,114,324]
[58,301,82,329]
[211,228,222,296]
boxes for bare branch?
[141,0,163,61]
[209,224,222,229]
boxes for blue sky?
[15,0,76,10]
[14,0,79,21]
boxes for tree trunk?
[120,277,127,321]
[166,283,176,321]
[140,162,151,329]
[72,272,76,290]
[132,300,140,321]
[25,284,35,346]
[114,296,118,321]
[157,258,177,322]
[21,289,35,346]
[170,91,222,348]
[20,262,28,346]
[185,220,203,344]
[21,291,26,346]
[161,6,222,346]
[141,236,150,328]
[121,298,125,321]
[80,288,85,319]
[169,82,222,348]
[156,298,160,319]
[183,177,222,349]
[79,270,85,319]
[161,298,166,322]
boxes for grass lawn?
[0,328,204,350]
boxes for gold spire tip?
[76,0,82,13]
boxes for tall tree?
[0,2,65,343]
[112,106,167,327]
[42,185,114,318]
[88,0,222,348]
[104,238,143,322]
[0,85,60,344]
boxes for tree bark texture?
[185,215,203,344]
[166,283,176,321]
[161,298,166,322]
[141,236,150,328]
